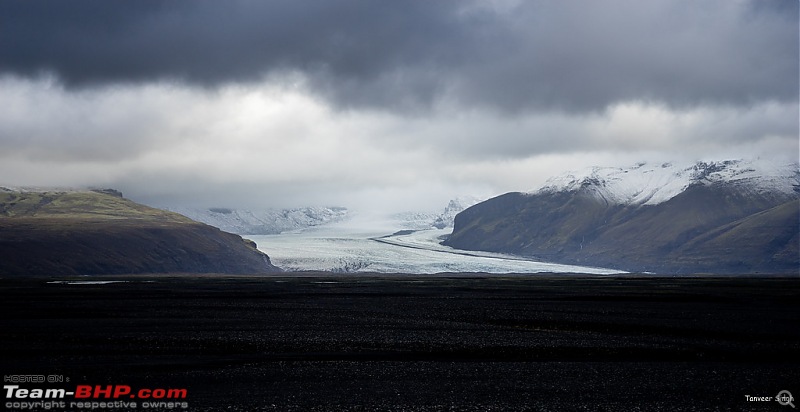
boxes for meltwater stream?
[248,217,623,275]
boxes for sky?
[1,0,797,212]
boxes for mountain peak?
[535,159,799,206]
[447,158,800,273]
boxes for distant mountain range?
[174,196,484,235]
[0,189,279,276]
[170,206,350,235]
[444,159,799,274]
[387,197,485,231]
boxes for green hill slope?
[0,189,279,276]
[445,185,799,274]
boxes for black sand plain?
[2,274,799,411]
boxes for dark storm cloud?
[1,0,796,112]
[0,0,466,107]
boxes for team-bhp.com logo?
[5,384,189,410]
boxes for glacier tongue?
[535,159,799,206]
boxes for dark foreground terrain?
[2,274,799,411]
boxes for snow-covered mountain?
[447,159,800,274]
[535,159,799,206]
[390,196,484,230]
[170,206,349,235]
[432,196,484,229]
[170,196,484,236]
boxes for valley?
[248,217,623,274]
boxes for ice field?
[249,216,623,275]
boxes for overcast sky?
[1,0,797,211]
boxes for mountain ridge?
[535,159,798,206]
[174,196,484,236]
[170,206,350,235]
[445,159,799,274]
[0,189,280,276]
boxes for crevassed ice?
[249,223,623,275]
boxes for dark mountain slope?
[673,199,799,272]
[445,184,799,274]
[0,190,279,276]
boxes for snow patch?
[534,159,799,206]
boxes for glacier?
[248,212,623,275]
[170,197,620,274]
[172,197,616,274]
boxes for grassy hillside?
[0,189,193,222]
[445,185,799,274]
[0,190,279,276]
